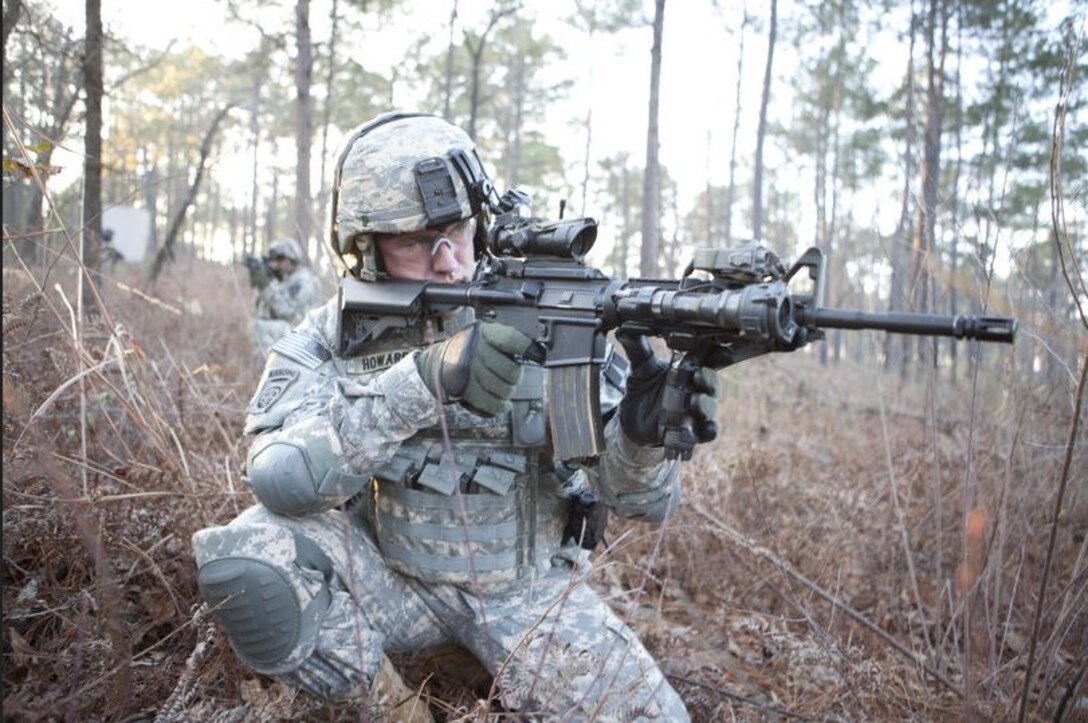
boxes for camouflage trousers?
[202,504,689,721]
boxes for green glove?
[416,322,533,416]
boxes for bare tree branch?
[149,105,235,283]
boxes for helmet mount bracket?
[414,157,464,227]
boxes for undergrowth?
[2,252,1085,721]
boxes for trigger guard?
[522,341,547,365]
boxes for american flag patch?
[271,331,333,370]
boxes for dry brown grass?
[3,248,1085,721]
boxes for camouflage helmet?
[268,237,303,263]
[328,112,495,279]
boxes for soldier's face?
[375,219,476,283]
[270,255,295,281]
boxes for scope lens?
[775,297,794,343]
[569,232,589,257]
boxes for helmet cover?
[336,116,482,240]
[268,237,303,262]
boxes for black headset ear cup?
[473,209,491,258]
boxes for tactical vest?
[336,317,571,590]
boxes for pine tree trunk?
[81,0,104,317]
[144,163,159,257]
[443,0,458,120]
[640,0,665,277]
[912,0,946,374]
[949,4,964,381]
[724,9,747,245]
[504,51,526,187]
[887,3,918,376]
[316,0,339,273]
[752,0,777,242]
[621,157,630,276]
[294,0,314,263]
[247,73,261,256]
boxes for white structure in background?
[102,205,152,263]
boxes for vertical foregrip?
[662,359,697,461]
[547,365,604,462]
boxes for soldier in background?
[246,237,325,358]
[101,228,124,273]
[193,113,722,720]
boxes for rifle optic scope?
[489,217,598,259]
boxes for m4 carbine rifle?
[337,203,1017,463]
[241,253,274,289]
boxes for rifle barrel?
[812,308,1017,343]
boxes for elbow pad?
[245,416,367,516]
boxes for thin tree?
[315,0,339,276]
[442,0,458,120]
[294,0,314,263]
[751,0,777,241]
[501,42,526,187]
[572,0,641,216]
[724,4,748,245]
[2,0,22,90]
[886,3,918,375]
[81,0,102,317]
[948,2,963,380]
[574,0,600,216]
[247,69,262,256]
[911,0,947,365]
[463,2,518,140]
[149,106,233,282]
[640,0,665,277]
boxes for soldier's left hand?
[615,330,720,447]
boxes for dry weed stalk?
[1017,21,1087,723]
[4,106,1084,722]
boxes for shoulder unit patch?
[248,368,300,413]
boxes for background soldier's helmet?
[268,237,303,263]
[328,112,495,280]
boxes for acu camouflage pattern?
[268,237,304,262]
[195,503,687,719]
[333,115,477,254]
[251,265,326,358]
[194,295,688,719]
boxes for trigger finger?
[481,323,533,357]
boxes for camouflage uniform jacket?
[251,266,326,358]
[243,295,681,590]
[255,265,326,326]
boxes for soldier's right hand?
[416,322,532,416]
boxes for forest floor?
[2,256,1085,722]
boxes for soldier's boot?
[369,657,434,723]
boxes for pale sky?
[40,0,1078,276]
[45,0,825,237]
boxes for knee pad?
[192,522,333,673]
